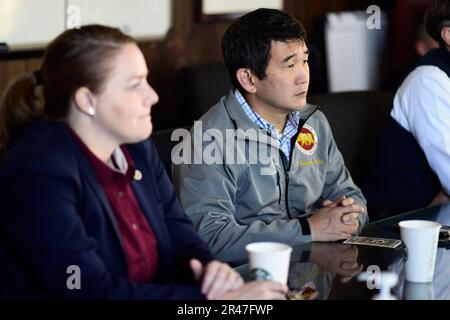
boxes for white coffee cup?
[245,242,292,285]
[399,220,441,283]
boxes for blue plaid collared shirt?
[234,90,300,161]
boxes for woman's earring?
[88,108,95,116]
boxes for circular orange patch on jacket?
[296,124,318,156]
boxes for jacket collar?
[223,89,264,132]
[222,89,318,144]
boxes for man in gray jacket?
[172,8,368,265]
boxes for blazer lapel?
[66,135,125,253]
[79,162,124,248]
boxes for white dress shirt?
[391,65,450,195]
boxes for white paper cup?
[399,220,441,283]
[245,242,292,285]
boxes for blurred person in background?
[364,0,450,219]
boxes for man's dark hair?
[221,8,307,92]
[424,0,450,45]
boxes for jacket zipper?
[280,153,292,219]
[281,106,319,219]
[276,171,281,204]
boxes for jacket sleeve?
[145,140,215,280]
[172,138,308,265]
[0,163,206,300]
[320,117,369,231]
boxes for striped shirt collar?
[234,89,300,159]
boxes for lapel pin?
[134,169,143,181]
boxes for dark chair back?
[308,90,393,185]
[151,127,188,179]
[175,63,231,126]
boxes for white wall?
[0,0,172,49]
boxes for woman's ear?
[74,87,97,116]
[236,68,257,94]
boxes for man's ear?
[236,68,258,94]
[441,26,450,48]
[74,87,97,116]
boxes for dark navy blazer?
[0,120,214,299]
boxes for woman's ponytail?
[0,71,44,152]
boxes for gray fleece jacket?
[172,90,368,264]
